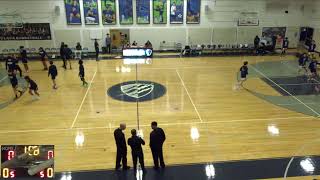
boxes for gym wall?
[0,0,314,51]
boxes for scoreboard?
[1,145,54,179]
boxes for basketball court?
[1,0,320,179]
[0,54,320,179]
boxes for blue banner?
[83,0,99,25]
[170,0,184,24]
[186,0,200,24]
[64,0,82,24]
[119,0,133,24]
[136,0,150,24]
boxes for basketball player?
[19,46,29,72]
[5,54,22,77]
[236,61,249,89]
[78,60,88,86]
[282,37,289,55]
[48,61,58,89]
[308,58,320,81]
[298,53,309,75]
[8,69,23,99]
[64,44,73,69]
[39,47,48,70]
[24,76,40,100]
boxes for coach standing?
[114,123,130,170]
[149,121,166,169]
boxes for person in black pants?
[78,60,88,86]
[24,76,40,100]
[281,37,289,55]
[6,54,22,77]
[48,61,58,89]
[254,35,260,51]
[114,123,130,170]
[8,69,23,99]
[94,39,99,61]
[60,42,66,68]
[20,46,29,72]
[128,129,146,173]
[149,121,166,169]
[64,44,73,69]
[106,34,111,54]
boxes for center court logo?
[107,80,166,102]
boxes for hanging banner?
[119,0,133,24]
[136,0,150,24]
[101,0,116,25]
[186,0,200,24]
[64,0,82,25]
[83,0,99,25]
[153,0,167,24]
[170,0,184,24]
[0,23,51,41]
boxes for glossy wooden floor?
[0,55,320,176]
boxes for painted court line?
[272,83,320,86]
[70,70,97,129]
[0,75,8,83]
[176,69,203,123]
[278,102,317,106]
[251,65,320,117]
[0,115,313,134]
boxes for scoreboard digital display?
[1,145,54,179]
[122,48,153,58]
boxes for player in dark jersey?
[281,37,289,55]
[20,46,29,72]
[48,61,58,89]
[236,61,249,90]
[39,47,48,70]
[24,76,40,100]
[78,60,88,86]
[64,45,73,69]
[308,58,320,81]
[5,54,22,77]
[298,53,309,75]
[8,69,23,99]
